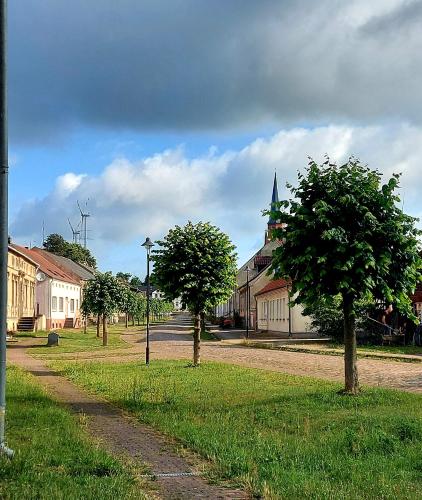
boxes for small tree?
[81,272,126,346]
[269,158,422,394]
[152,221,237,366]
[133,293,147,326]
[121,287,139,327]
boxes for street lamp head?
[245,265,252,274]
[142,237,155,251]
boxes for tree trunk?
[96,313,100,338]
[343,294,359,394]
[125,313,128,328]
[102,314,108,346]
[84,314,87,334]
[132,315,135,326]
[193,312,201,366]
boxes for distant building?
[7,245,37,332]
[216,172,282,329]
[11,244,82,330]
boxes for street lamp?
[245,266,251,339]
[141,237,154,365]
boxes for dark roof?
[10,244,80,285]
[32,248,95,281]
[254,255,272,268]
[255,278,291,297]
[268,172,279,224]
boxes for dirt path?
[7,341,246,500]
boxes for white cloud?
[10,123,422,269]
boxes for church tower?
[265,172,282,244]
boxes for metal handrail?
[366,316,401,335]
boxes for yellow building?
[7,245,37,332]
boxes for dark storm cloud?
[9,1,422,143]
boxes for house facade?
[7,245,37,332]
[11,244,81,330]
[255,278,312,334]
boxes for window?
[282,298,286,320]
[70,299,75,313]
[59,297,64,312]
[52,296,57,312]
[76,299,79,310]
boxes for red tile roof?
[411,283,422,303]
[255,278,291,297]
[10,244,80,285]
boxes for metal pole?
[0,0,12,458]
[288,285,292,338]
[146,248,150,365]
[246,270,249,340]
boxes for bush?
[304,295,376,342]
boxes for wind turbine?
[77,200,90,249]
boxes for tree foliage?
[81,272,126,345]
[44,233,97,269]
[152,221,237,365]
[269,158,422,393]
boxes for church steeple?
[268,171,279,224]
[265,172,281,245]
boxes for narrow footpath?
[7,341,247,500]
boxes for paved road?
[140,314,422,394]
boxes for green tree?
[121,288,139,327]
[44,233,97,268]
[44,233,67,255]
[129,276,143,289]
[81,272,126,346]
[116,272,132,283]
[152,221,237,366]
[269,158,422,394]
[133,293,147,325]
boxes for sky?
[8,0,422,277]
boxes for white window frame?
[52,296,57,312]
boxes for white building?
[12,245,81,330]
[255,278,313,334]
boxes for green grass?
[0,366,147,500]
[51,359,422,499]
[356,344,422,355]
[18,325,140,355]
[325,341,421,356]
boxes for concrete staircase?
[64,317,75,328]
[17,316,36,332]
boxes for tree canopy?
[44,233,97,269]
[81,272,126,345]
[152,221,237,365]
[269,158,422,393]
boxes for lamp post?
[142,237,154,365]
[245,266,251,339]
[0,0,12,458]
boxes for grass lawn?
[16,325,142,355]
[0,366,147,500]
[356,344,422,355]
[51,359,422,499]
